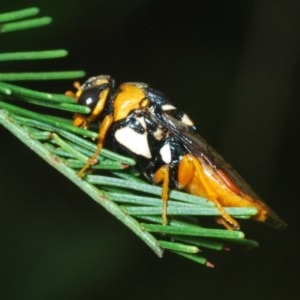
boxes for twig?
[0,6,259,266]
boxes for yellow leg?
[179,154,240,230]
[153,165,170,225]
[78,114,114,177]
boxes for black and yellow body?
[67,75,287,230]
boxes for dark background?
[1,1,299,299]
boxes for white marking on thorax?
[115,127,152,158]
[181,113,194,126]
[153,127,164,140]
[160,143,172,164]
[135,116,147,129]
[162,104,176,111]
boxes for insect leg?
[178,154,240,230]
[153,165,170,225]
[78,114,114,177]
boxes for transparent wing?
[154,110,258,197]
[150,109,287,229]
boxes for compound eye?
[77,88,101,111]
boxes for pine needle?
[0,6,260,266]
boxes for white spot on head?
[160,143,172,164]
[162,104,176,111]
[86,97,93,105]
[115,127,152,158]
[181,113,194,126]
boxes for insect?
[66,75,287,230]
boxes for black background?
[1,1,300,299]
